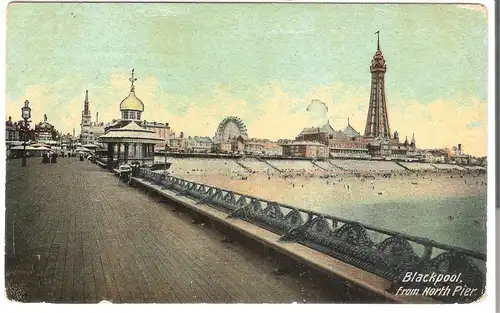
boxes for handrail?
[144,170,485,261]
[134,168,486,303]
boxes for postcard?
[4,1,493,306]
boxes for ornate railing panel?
[133,168,486,303]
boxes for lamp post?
[21,100,32,167]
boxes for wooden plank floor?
[5,158,339,303]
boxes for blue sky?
[5,3,489,155]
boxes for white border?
[0,1,496,313]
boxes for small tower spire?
[129,68,138,92]
[83,90,90,115]
[375,31,380,50]
[347,117,350,126]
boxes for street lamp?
[21,100,31,167]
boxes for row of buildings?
[6,114,60,145]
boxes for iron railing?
[135,168,486,303]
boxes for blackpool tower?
[364,31,391,138]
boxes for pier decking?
[5,158,341,303]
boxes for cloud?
[306,99,329,126]
[466,120,482,129]
[388,96,487,156]
[5,73,488,156]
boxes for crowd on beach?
[173,160,487,193]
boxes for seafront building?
[89,121,106,145]
[184,136,213,153]
[164,133,214,154]
[214,141,232,154]
[34,114,58,144]
[166,131,186,152]
[243,139,262,155]
[5,117,22,143]
[143,121,170,151]
[281,141,327,158]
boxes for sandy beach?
[173,169,487,208]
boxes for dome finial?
[120,69,145,112]
[129,68,138,92]
[375,30,380,50]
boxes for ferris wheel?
[214,116,248,142]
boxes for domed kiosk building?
[99,69,164,169]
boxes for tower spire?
[83,90,90,115]
[364,30,390,138]
[129,68,138,92]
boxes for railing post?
[196,191,218,205]
[228,201,252,220]
[422,244,433,261]
[279,212,313,242]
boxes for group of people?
[41,151,57,164]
